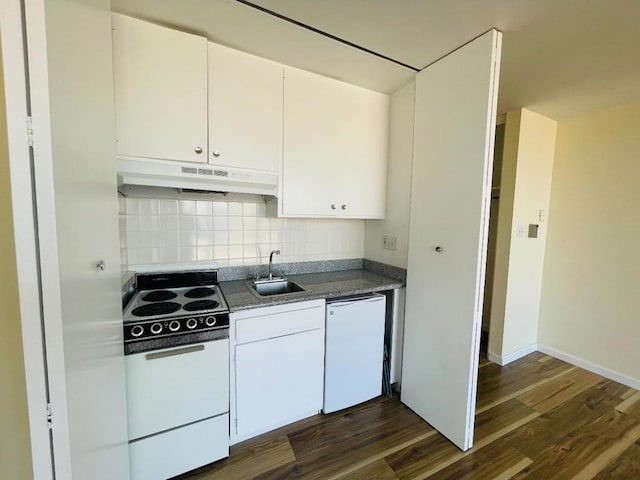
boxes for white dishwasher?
[323,294,386,414]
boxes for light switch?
[528,224,539,238]
[515,224,526,237]
[383,235,397,251]
[538,209,546,222]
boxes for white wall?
[489,109,557,362]
[538,103,640,384]
[120,196,365,269]
[364,82,414,268]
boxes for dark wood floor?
[184,352,640,479]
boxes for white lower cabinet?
[230,300,325,443]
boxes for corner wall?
[364,82,414,268]
[0,41,34,480]
[489,109,557,363]
[538,103,640,385]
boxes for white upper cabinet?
[112,14,208,163]
[208,43,283,173]
[112,16,390,219]
[281,66,389,218]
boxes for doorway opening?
[480,119,505,354]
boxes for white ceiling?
[112,0,640,119]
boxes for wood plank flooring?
[180,353,640,479]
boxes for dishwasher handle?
[327,294,385,309]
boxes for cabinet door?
[282,67,389,218]
[234,329,324,441]
[282,67,340,217]
[208,43,283,172]
[112,14,208,163]
[337,92,388,219]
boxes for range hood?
[117,158,278,197]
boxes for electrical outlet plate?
[538,209,546,222]
[383,235,397,251]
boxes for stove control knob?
[131,325,144,338]
[150,323,163,335]
[186,318,198,330]
[205,316,217,327]
[168,320,181,332]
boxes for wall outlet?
[383,235,397,251]
[515,224,526,237]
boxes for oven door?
[125,339,229,440]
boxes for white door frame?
[0,0,72,478]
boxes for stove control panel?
[124,313,230,342]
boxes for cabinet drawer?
[129,414,228,480]
[235,303,324,344]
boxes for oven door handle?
[145,344,204,360]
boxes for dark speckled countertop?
[219,269,403,312]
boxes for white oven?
[125,339,229,480]
[123,271,231,479]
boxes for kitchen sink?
[250,279,306,297]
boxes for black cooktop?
[183,300,219,311]
[131,301,181,317]
[141,290,178,302]
[184,287,216,298]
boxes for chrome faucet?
[268,250,280,279]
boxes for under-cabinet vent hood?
[117,158,278,197]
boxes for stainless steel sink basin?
[250,279,306,297]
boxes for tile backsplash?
[119,196,365,270]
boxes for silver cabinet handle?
[331,204,337,210]
[194,146,203,154]
[212,150,220,157]
[145,344,204,360]
[435,246,443,253]
[96,259,105,271]
[341,204,347,210]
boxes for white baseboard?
[538,344,640,391]
[487,343,538,366]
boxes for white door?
[125,340,228,440]
[22,0,131,478]
[208,42,283,172]
[234,329,324,441]
[324,296,386,413]
[112,14,208,163]
[282,67,342,217]
[282,66,388,218]
[402,29,502,451]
